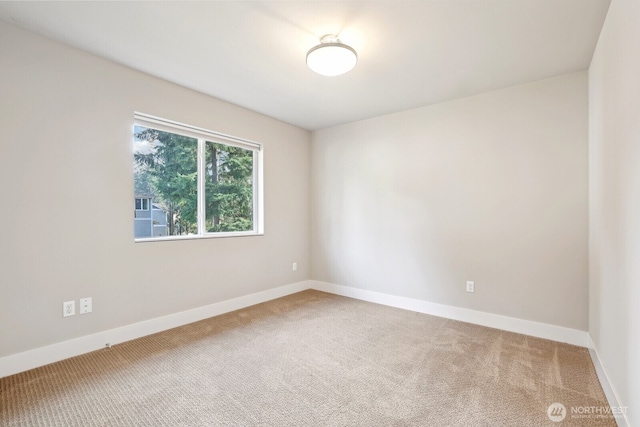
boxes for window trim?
[134,113,261,151]
[133,113,264,242]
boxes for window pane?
[205,141,254,232]
[133,126,198,238]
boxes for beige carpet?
[1,290,617,426]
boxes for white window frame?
[133,112,264,242]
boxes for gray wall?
[311,72,589,330]
[589,0,640,422]
[0,22,311,357]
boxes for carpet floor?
[1,290,617,426]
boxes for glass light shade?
[306,42,357,77]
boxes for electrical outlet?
[63,300,75,317]
[79,297,92,314]
[292,262,298,271]
[466,281,475,293]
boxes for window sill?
[134,231,264,243]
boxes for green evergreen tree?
[134,127,253,235]
[205,142,253,232]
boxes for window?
[135,198,149,211]
[132,113,263,241]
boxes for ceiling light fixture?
[306,34,357,77]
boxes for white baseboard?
[588,337,630,427]
[0,280,594,379]
[310,280,590,347]
[0,280,311,379]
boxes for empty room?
[0,1,637,426]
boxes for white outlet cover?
[63,300,75,317]
[79,297,92,314]
[466,281,475,293]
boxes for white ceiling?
[0,1,610,131]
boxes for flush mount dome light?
[306,34,357,76]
